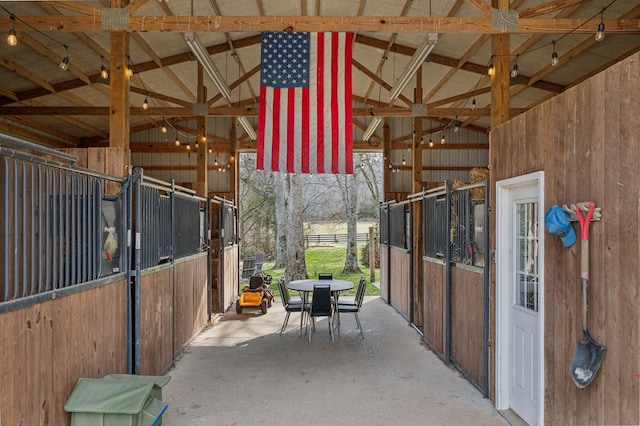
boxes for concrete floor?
[161,296,510,426]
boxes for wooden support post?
[230,117,238,204]
[195,63,209,197]
[108,32,130,175]
[412,67,424,330]
[383,117,391,199]
[369,226,376,283]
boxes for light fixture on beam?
[362,33,438,141]
[238,116,257,140]
[388,33,438,100]
[362,116,382,142]
[184,32,232,100]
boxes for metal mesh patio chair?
[277,277,309,335]
[336,277,366,337]
[307,284,335,343]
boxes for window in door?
[515,202,539,311]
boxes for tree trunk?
[285,173,308,281]
[274,172,287,268]
[339,173,362,274]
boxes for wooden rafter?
[2,15,638,34]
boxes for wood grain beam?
[3,15,637,34]
[0,105,527,117]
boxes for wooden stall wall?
[491,53,640,424]
[380,245,389,303]
[173,254,209,356]
[389,247,410,319]
[140,265,175,375]
[450,266,484,388]
[0,279,128,425]
[221,244,239,312]
[422,259,445,356]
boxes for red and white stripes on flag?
[257,32,353,174]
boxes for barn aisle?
[161,296,509,425]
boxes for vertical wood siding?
[423,260,445,356]
[491,53,640,425]
[390,247,410,318]
[140,266,175,375]
[173,255,209,355]
[0,279,128,425]
[450,266,484,388]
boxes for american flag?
[257,31,353,174]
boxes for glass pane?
[514,202,539,311]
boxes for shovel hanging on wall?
[570,202,606,388]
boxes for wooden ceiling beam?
[3,15,638,34]
[0,105,527,117]
[519,0,586,19]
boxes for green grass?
[262,246,380,297]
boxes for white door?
[496,173,544,426]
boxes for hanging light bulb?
[208,147,213,154]
[510,63,519,78]
[100,55,109,79]
[402,155,406,166]
[174,138,180,146]
[471,98,476,110]
[126,57,134,77]
[510,55,519,78]
[59,47,69,71]
[551,41,559,67]
[7,15,17,47]
[428,136,434,148]
[161,117,167,133]
[142,96,149,110]
[214,155,218,166]
[487,57,495,76]
[453,118,460,133]
[186,143,191,151]
[595,12,605,42]
[440,132,446,144]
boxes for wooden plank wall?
[490,52,640,425]
[221,245,239,312]
[140,266,175,375]
[423,259,445,356]
[389,247,410,318]
[380,245,389,303]
[173,254,209,355]
[0,279,128,425]
[450,266,484,387]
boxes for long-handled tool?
[570,201,606,388]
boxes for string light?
[595,11,605,42]
[551,41,559,67]
[440,132,446,145]
[487,56,495,76]
[6,14,17,47]
[59,46,69,71]
[142,94,149,110]
[126,56,134,77]
[428,136,434,148]
[186,143,191,151]
[453,117,460,133]
[471,98,476,110]
[511,55,519,78]
[100,55,108,80]
[161,117,167,133]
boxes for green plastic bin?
[103,374,171,403]
[64,378,168,426]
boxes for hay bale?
[470,167,489,200]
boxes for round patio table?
[287,279,354,336]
